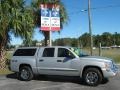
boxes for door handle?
[57,60,62,62]
[39,59,44,62]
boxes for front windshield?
[70,47,89,57]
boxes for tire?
[101,78,109,84]
[19,66,33,81]
[83,68,102,86]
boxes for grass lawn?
[0,69,12,75]
[84,48,120,63]
[101,49,120,63]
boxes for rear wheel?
[83,68,103,86]
[19,66,33,81]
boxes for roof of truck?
[16,46,71,49]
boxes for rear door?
[37,47,57,74]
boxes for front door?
[54,47,78,75]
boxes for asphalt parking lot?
[0,72,120,90]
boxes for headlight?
[104,62,112,71]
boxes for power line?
[89,4,120,10]
[68,4,120,15]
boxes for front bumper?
[102,64,119,78]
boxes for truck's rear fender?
[19,63,38,74]
[16,56,37,74]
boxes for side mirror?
[68,53,75,59]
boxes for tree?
[53,38,78,47]
[53,38,65,46]
[101,32,112,46]
[79,33,90,47]
[0,0,34,69]
[94,35,101,47]
[32,0,68,46]
[22,39,39,46]
[112,32,120,45]
[71,38,78,47]
[31,40,39,46]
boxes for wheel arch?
[81,65,103,78]
[19,64,32,71]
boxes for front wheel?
[19,66,33,81]
[83,68,103,86]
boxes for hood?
[81,56,112,62]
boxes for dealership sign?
[41,4,60,31]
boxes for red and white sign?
[40,4,60,31]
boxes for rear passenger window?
[13,49,36,56]
[42,48,54,57]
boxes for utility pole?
[88,0,93,56]
[99,43,102,56]
[49,10,52,46]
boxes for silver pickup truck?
[10,46,118,86]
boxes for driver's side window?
[58,48,75,58]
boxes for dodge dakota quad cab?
[10,46,118,86]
